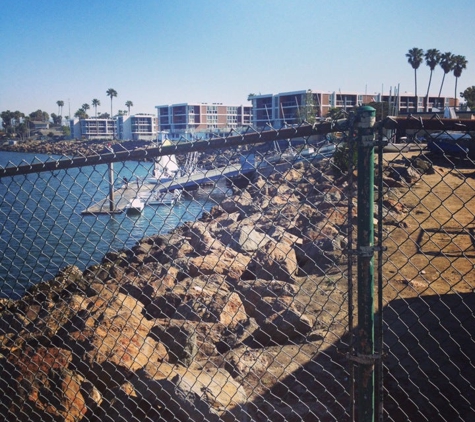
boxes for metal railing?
[0,110,474,421]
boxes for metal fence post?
[108,162,115,212]
[356,105,376,421]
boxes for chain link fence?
[379,116,475,422]
[0,112,474,421]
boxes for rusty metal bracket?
[347,353,381,365]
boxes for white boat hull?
[147,190,182,206]
[125,198,144,214]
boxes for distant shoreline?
[0,139,151,157]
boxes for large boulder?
[188,249,251,282]
[219,224,272,253]
[250,238,298,282]
[171,278,248,330]
[99,362,249,422]
[249,296,314,345]
[68,292,168,376]
[296,235,348,275]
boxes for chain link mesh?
[0,116,474,421]
[379,117,475,421]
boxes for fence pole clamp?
[347,245,375,257]
[347,353,381,365]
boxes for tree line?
[73,89,132,120]
[1,88,136,140]
[406,48,468,109]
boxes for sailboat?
[144,139,180,184]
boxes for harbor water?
[0,151,228,299]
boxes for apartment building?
[156,103,252,140]
[70,118,116,140]
[249,89,458,128]
[117,113,158,141]
[69,113,158,141]
[386,94,457,114]
[250,90,376,128]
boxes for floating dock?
[81,184,153,215]
[81,164,254,215]
[155,164,245,192]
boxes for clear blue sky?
[1,0,474,117]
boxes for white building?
[156,103,252,140]
[69,113,158,141]
[249,89,459,129]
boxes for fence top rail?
[0,120,348,178]
[382,116,475,131]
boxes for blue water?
[0,151,227,299]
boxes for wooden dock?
[81,184,154,215]
[155,164,247,192]
[81,163,254,215]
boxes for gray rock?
[220,224,272,253]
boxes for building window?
[207,115,218,124]
[207,105,218,114]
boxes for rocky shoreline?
[0,151,431,421]
[0,139,151,157]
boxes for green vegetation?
[294,90,320,124]
[424,49,440,110]
[106,88,118,117]
[406,48,468,108]
[62,125,71,137]
[29,109,49,122]
[56,100,64,124]
[460,86,475,109]
[406,47,424,97]
[332,139,356,175]
[326,107,347,120]
[74,108,88,119]
[125,100,133,115]
[92,99,100,117]
[438,52,455,97]
[453,55,468,101]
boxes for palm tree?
[106,88,118,117]
[125,100,133,115]
[82,103,90,114]
[56,100,64,117]
[74,109,87,119]
[453,55,468,104]
[438,52,455,98]
[424,49,440,110]
[406,48,424,102]
[56,100,64,125]
[92,99,100,117]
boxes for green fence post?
[356,105,376,421]
[108,162,115,212]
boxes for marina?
[0,151,228,298]
[81,162,251,215]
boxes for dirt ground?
[249,150,475,421]
[382,150,475,301]
[378,150,475,421]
